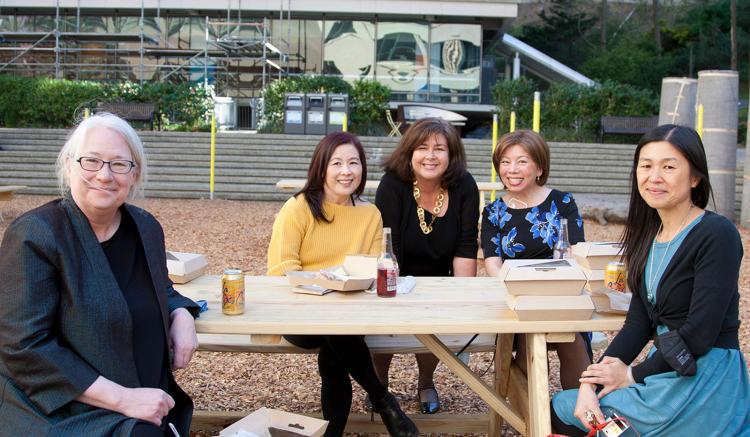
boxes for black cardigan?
[604,211,742,383]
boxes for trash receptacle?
[214,97,236,130]
[326,94,349,133]
[305,93,326,135]
[284,93,305,134]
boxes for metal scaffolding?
[0,0,289,97]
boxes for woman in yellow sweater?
[267,132,418,437]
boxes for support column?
[658,77,697,127]
[740,86,750,227]
[696,70,739,219]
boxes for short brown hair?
[382,117,467,188]
[297,132,367,222]
[492,129,550,186]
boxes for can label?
[222,269,245,315]
[605,262,627,293]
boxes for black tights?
[285,335,387,437]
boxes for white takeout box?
[219,407,328,437]
[581,268,605,292]
[572,242,624,270]
[507,294,595,321]
[588,290,632,314]
[166,251,208,284]
[286,261,375,291]
[498,259,587,296]
[342,254,378,278]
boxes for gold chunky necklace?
[413,180,445,234]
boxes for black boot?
[371,392,419,437]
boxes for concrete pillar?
[740,87,750,227]
[658,77,697,127]
[696,70,739,220]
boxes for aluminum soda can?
[221,268,245,315]
[604,261,627,293]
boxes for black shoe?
[371,392,419,437]
[418,386,440,414]
[364,393,381,414]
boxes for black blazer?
[604,211,743,382]
[0,198,198,436]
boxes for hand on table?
[169,307,198,369]
[579,356,631,398]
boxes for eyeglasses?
[76,157,136,174]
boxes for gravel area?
[2,194,749,436]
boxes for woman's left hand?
[169,308,198,369]
[579,356,631,398]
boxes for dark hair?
[296,132,367,223]
[382,117,467,188]
[492,129,550,186]
[621,124,712,294]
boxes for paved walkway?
[575,193,630,224]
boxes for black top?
[481,189,584,260]
[376,171,479,276]
[101,209,169,392]
[604,211,742,383]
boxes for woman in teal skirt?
[551,125,750,436]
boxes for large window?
[272,19,322,75]
[429,23,481,102]
[376,22,429,100]
[323,20,374,82]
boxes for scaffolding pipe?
[0,31,55,72]
[54,0,60,78]
[696,70,739,219]
[140,0,145,88]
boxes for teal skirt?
[552,347,750,436]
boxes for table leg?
[415,334,526,434]
[526,333,551,437]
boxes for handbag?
[655,329,697,376]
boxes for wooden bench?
[192,333,503,434]
[598,115,658,141]
[0,185,27,221]
[95,102,159,130]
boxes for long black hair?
[296,132,367,223]
[621,124,713,294]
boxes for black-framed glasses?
[76,157,136,174]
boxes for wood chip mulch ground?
[2,195,749,436]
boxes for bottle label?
[377,267,397,297]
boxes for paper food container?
[498,259,587,296]
[571,242,624,270]
[286,267,374,292]
[166,251,208,284]
[219,407,328,437]
[507,294,595,321]
[582,268,605,292]
[588,290,632,314]
[342,254,378,278]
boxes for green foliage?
[350,79,391,135]
[493,79,658,141]
[581,40,674,93]
[0,75,212,129]
[259,76,352,133]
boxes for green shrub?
[350,79,391,135]
[491,77,537,133]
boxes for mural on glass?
[323,20,375,82]
[376,22,428,97]
[429,24,480,97]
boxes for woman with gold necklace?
[373,117,479,414]
[551,125,750,435]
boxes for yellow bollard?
[83,108,90,119]
[532,91,541,133]
[210,113,216,200]
[491,114,498,201]
[510,111,516,133]
[696,104,704,139]
[343,114,348,132]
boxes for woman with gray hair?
[0,113,200,437]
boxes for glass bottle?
[377,227,399,298]
[553,218,572,260]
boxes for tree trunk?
[730,0,737,70]
[600,0,608,50]
[652,0,661,51]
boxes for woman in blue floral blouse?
[480,129,590,389]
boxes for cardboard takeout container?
[219,407,327,437]
[166,251,208,284]
[572,242,624,271]
[498,259,587,296]
[582,268,605,292]
[507,294,595,321]
[286,264,374,292]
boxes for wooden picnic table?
[175,275,625,436]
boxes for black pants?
[131,422,167,437]
[285,335,387,437]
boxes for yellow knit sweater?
[267,195,383,276]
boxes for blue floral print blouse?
[480,189,585,260]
